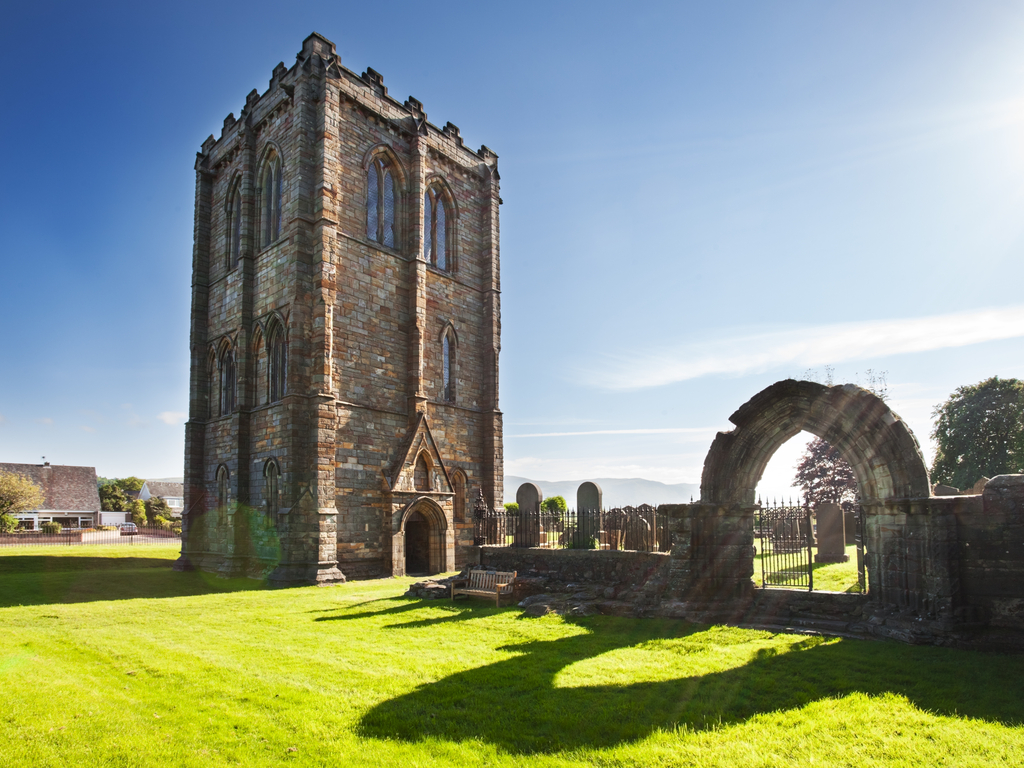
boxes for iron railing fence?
[475,505,670,552]
[0,525,181,548]
[754,502,814,590]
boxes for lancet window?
[366,156,396,247]
[424,186,448,270]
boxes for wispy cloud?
[509,427,719,439]
[587,306,1024,391]
[0,413,5,424]
[157,411,187,425]
[80,425,96,433]
[35,417,54,425]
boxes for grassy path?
[1,545,1022,766]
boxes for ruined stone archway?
[701,380,930,506]
[392,497,454,577]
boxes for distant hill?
[504,476,699,509]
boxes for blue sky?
[1,1,1023,500]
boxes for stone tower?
[178,33,502,585]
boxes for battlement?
[201,33,496,167]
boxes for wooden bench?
[451,570,517,607]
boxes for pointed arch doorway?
[394,498,454,577]
[405,510,430,575]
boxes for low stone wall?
[479,546,668,586]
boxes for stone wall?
[470,478,1024,651]
[479,546,669,588]
[957,476,1024,632]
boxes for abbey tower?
[178,33,502,585]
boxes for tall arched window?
[226,179,242,269]
[414,454,431,492]
[366,156,396,247]
[424,186,448,270]
[268,321,287,403]
[207,351,218,418]
[260,151,283,248]
[220,347,236,415]
[442,329,455,403]
[216,465,230,511]
[264,459,280,520]
[452,470,466,522]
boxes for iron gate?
[854,506,866,592]
[756,504,813,590]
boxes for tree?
[117,476,145,493]
[99,484,128,512]
[145,496,171,520]
[541,496,567,514]
[931,377,1024,490]
[794,438,858,513]
[97,476,146,512]
[0,471,45,532]
[129,499,147,525]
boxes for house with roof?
[139,480,185,517]
[0,462,102,529]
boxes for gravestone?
[515,483,543,547]
[574,482,602,549]
[815,502,848,563]
[577,481,602,512]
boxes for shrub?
[503,502,519,513]
[41,521,62,535]
[153,516,171,531]
[0,513,17,534]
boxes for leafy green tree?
[117,477,145,493]
[129,499,147,525]
[503,502,519,514]
[145,496,171,520]
[541,496,567,513]
[0,471,45,532]
[931,377,1024,489]
[99,484,128,512]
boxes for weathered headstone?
[577,481,602,512]
[969,477,991,495]
[574,482,602,549]
[515,483,543,547]
[815,502,848,563]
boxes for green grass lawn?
[2,545,1022,767]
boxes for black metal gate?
[756,503,813,590]
[854,505,866,592]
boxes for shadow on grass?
[0,555,265,608]
[314,597,483,628]
[359,613,1024,754]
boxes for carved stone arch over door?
[391,497,453,577]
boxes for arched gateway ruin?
[473,380,1024,651]
[700,379,929,506]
